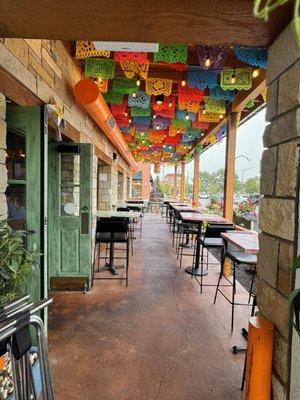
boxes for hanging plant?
[289,255,300,337]
[253,0,300,43]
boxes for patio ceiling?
[0,1,292,46]
[74,41,267,164]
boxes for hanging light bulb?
[142,140,145,144]
[181,79,186,87]
[155,94,164,105]
[204,48,211,68]
[219,114,224,120]
[252,69,259,78]
[136,78,141,87]
[97,77,103,84]
[153,114,157,119]
[132,92,137,98]
[141,132,144,136]
[125,111,128,117]
[177,129,180,134]
[230,71,236,84]
[156,124,160,130]
[128,118,132,123]
[185,113,190,120]
[168,100,173,108]
[203,109,206,115]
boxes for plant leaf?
[291,255,300,271]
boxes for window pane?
[6,131,26,180]
[5,184,26,230]
[61,186,80,216]
[60,154,80,185]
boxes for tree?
[157,181,172,196]
[243,176,260,193]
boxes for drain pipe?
[74,78,138,171]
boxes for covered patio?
[0,1,299,400]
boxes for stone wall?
[117,171,124,202]
[97,161,112,210]
[257,24,300,400]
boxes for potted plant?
[0,218,38,399]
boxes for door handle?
[81,205,88,211]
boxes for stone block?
[0,42,36,94]
[25,40,42,58]
[54,76,73,109]
[278,241,294,297]
[263,108,300,147]
[257,280,290,338]
[266,80,278,122]
[272,374,287,400]
[278,60,300,115]
[4,38,29,68]
[259,198,295,241]
[273,331,289,384]
[276,141,299,197]
[260,147,277,195]
[267,24,300,84]
[28,50,55,88]
[0,120,7,149]
[0,93,6,120]
[0,164,7,191]
[41,46,63,80]
[257,234,279,288]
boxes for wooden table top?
[180,212,228,224]
[221,231,259,254]
[172,204,193,211]
[95,210,142,219]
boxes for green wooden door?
[6,106,48,304]
[48,143,92,287]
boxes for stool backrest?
[96,217,129,234]
[204,224,235,238]
[117,207,130,212]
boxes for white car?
[237,195,249,204]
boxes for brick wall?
[258,24,300,399]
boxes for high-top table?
[180,212,229,276]
[95,210,142,219]
[221,231,259,254]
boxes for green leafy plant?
[253,0,300,43]
[289,255,300,337]
[0,219,38,305]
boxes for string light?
[252,69,259,78]
[168,100,173,108]
[128,118,132,123]
[141,132,144,136]
[156,124,160,130]
[185,114,190,120]
[204,49,211,68]
[132,92,137,98]
[230,71,236,84]
[136,78,141,87]
[155,94,164,105]
[97,77,103,83]
[153,114,157,119]
[125,112,128,117]
[203,109,206,115]
[181,80,186,87]
[219,114,224,120]
[177,129,180,134]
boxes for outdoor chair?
[213,239,257,331]
[92,217,130,287]
[116,207,135,255]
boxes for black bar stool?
[213,240,257,331]
[92,217,130,287]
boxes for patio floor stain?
[48,213,251,400]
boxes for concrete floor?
[48,213,252,400]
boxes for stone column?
[257,24,300,400]
[0,93,7,217]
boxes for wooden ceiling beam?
[0,1,292,47]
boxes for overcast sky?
[159,108,266,181]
